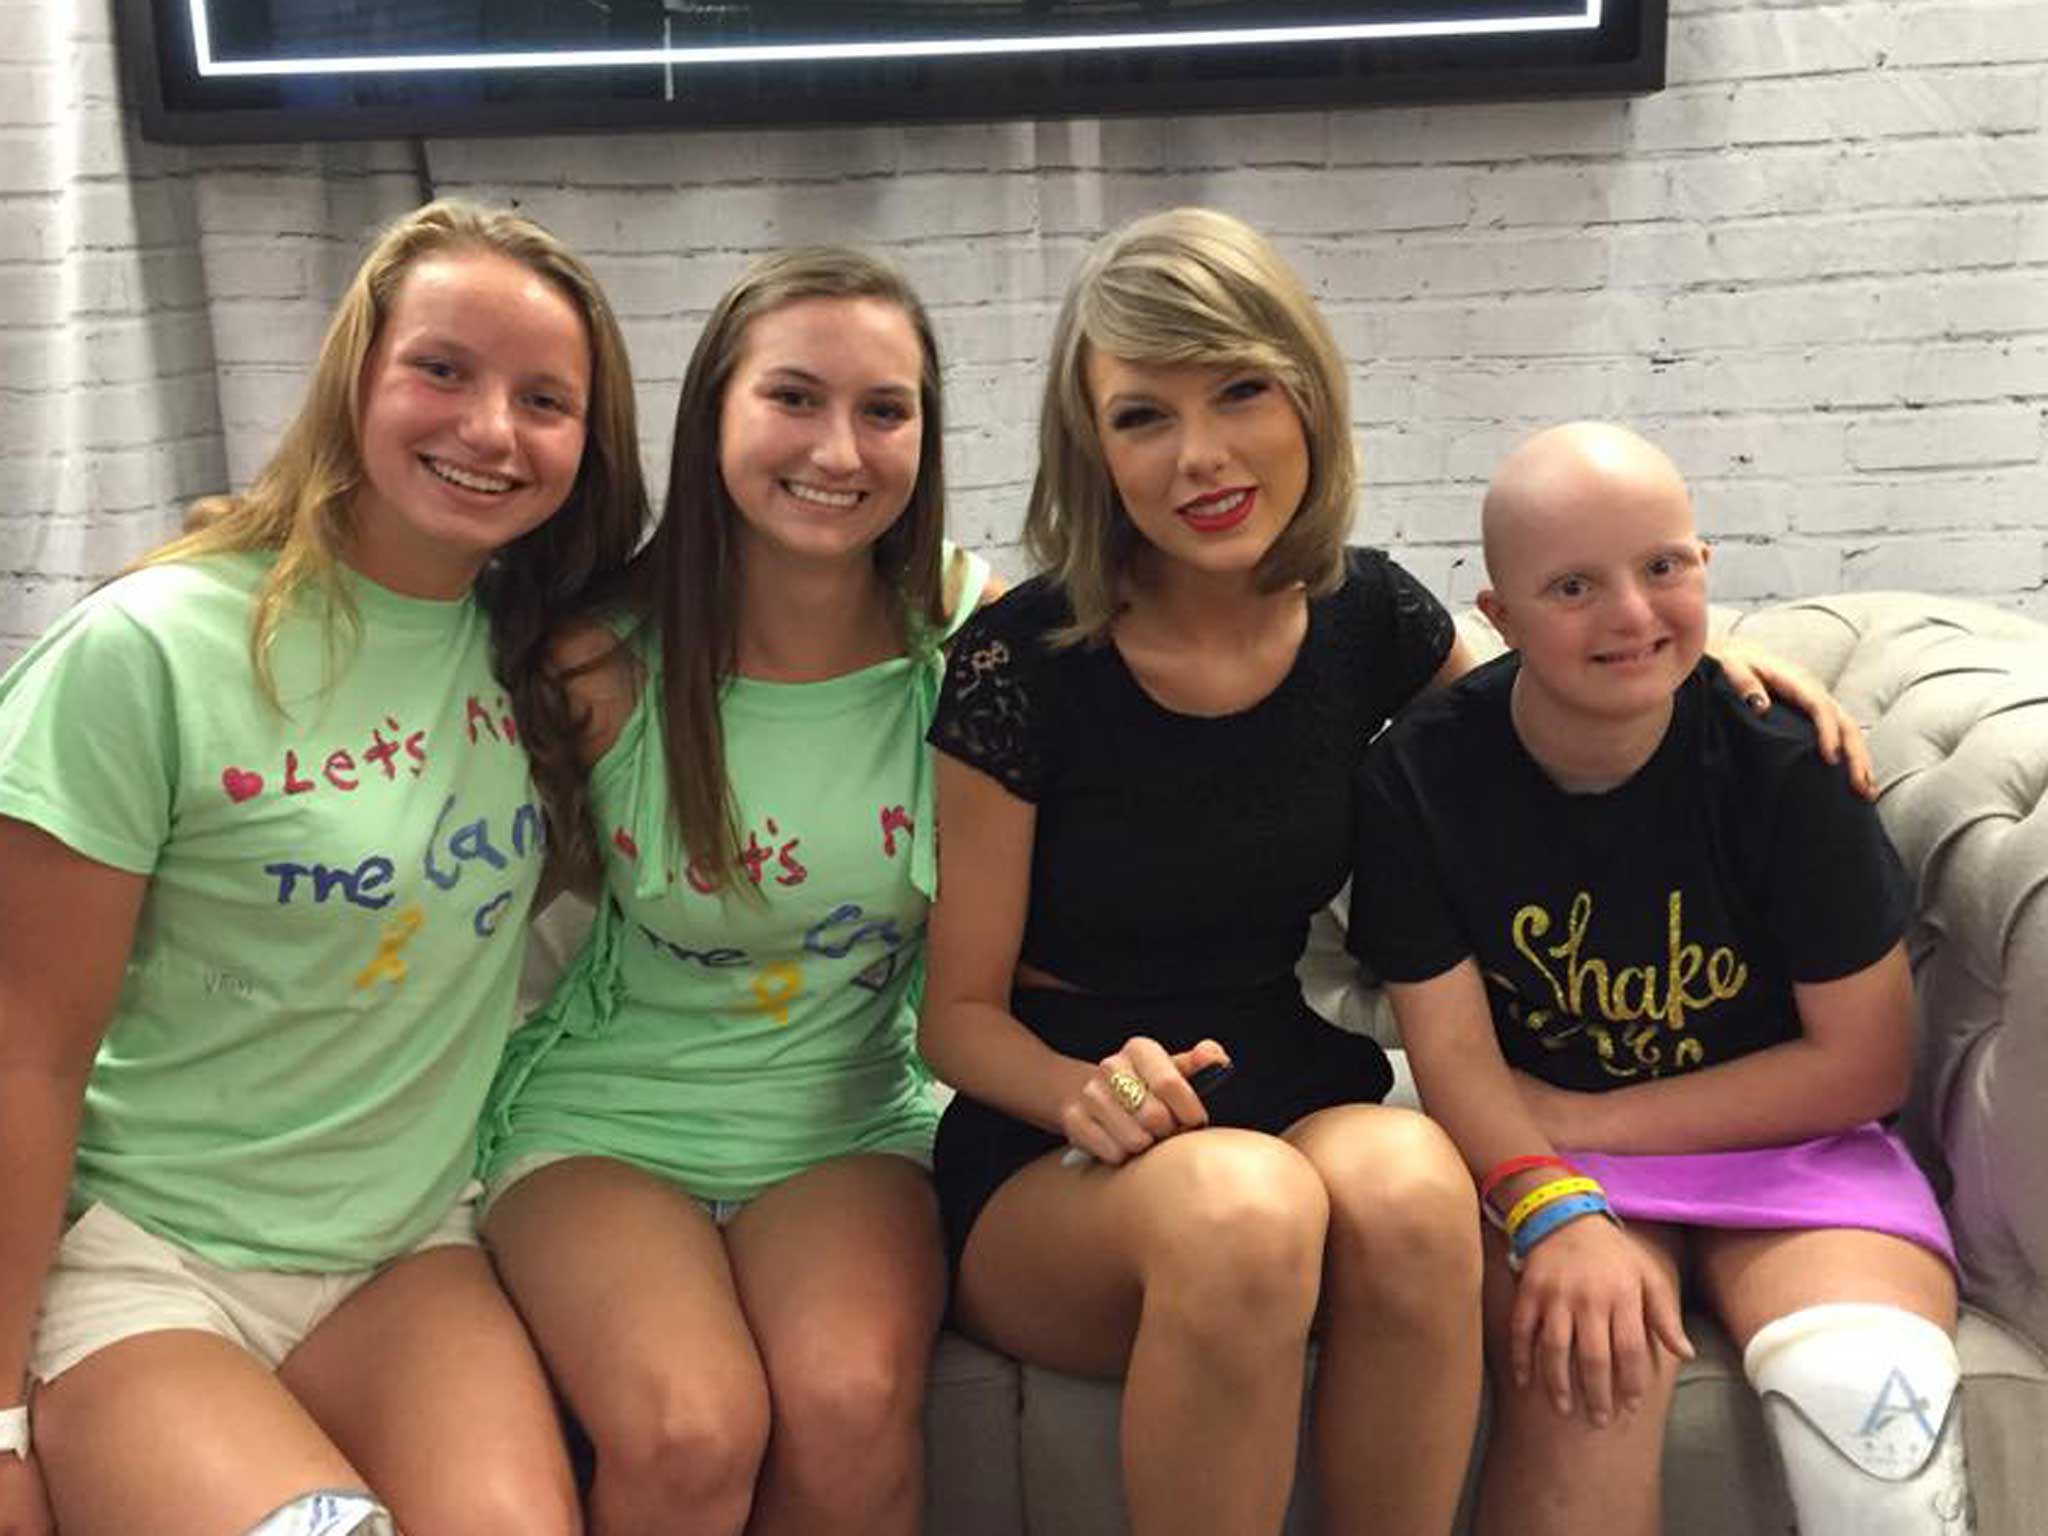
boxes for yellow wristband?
[1503,1176,1604,1239]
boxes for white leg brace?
[242,1490,399,1536]
[1743,1302,1974,1536]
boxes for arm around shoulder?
[1707,638,1875,798]
[546,619,641,771]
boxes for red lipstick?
[1178,486,1254,533]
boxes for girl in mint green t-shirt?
[477,249,990,1536]
[0,202,645,1536]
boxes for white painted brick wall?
[0,0,229,657]
[4,0,2046,669]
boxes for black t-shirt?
[1351,654,1912,1091]
[930,548,1455,997]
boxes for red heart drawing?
[221,767,264,803]
[612,827,639,860]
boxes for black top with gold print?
[1350,655,1911,1091]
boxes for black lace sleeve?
[1348,548,1456,721]
[927,580,1056,803]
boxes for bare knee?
[1315,1110,1481,1311]
[768,1339,926,1501]
[588,1363,772,1527]
[1136,1133,1329,1341]
[430,1467,581,1536]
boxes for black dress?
[925,548,1456,1270]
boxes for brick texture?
[5,0,2046,666]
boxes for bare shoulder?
[547,618,643,768]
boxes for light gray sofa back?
[1723,594,2048,1357]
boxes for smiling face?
[350,250,592,599]
[716,295,925,574]
[1478,423,1711,731]
[1082,351,1311,585]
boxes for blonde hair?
[628,246,948,889]
[144,199,647,707]
[1025,207,1355,644]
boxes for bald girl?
[1473,422,1714,787]
[1351,421,1966,1536]
[1480,422,1696,591]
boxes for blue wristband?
[1508,1190,1611,1269]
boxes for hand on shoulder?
[548,619,641,768]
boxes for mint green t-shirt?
[0,551,542,1269]
[481,551,988,1201]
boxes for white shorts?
[31,1191,482,1384]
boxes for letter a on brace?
[1744,1303,1975,1535]
[241,1491,398,1536]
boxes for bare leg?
[34,1331,365,1536]
[1472,1222,1688,1536]
[281,1243,580,1536]
[723,1154,945,1536]
[955,1128,1330,1536]
[1692,1226,1956,1347]
[1284,1105,1483,1536]
[482,1157,769,1536]
[1697,1227,1965,1534]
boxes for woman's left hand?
[1709,638,1876,800]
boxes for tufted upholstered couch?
[521,590,2048,1535]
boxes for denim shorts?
[480,1150,750,1227]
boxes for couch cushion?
[925,1332,1025,1533]
[1015,1355,1324,1536]
[942,1305,2046,1536]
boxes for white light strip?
[189,3,1602,79]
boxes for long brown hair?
[145,199,648,855]
[628,247,947,890]
[1028,207,1354,645]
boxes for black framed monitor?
[121,1,1666,144]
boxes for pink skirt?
[1561,1122,1956,1268]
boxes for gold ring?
[1107,1069,1148,1115]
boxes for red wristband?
[1478,1153,1574,1206]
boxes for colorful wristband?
[1503,1176,1603,1239]
[1477,1154,1574,1206]
[1507,1191,1614,1271]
